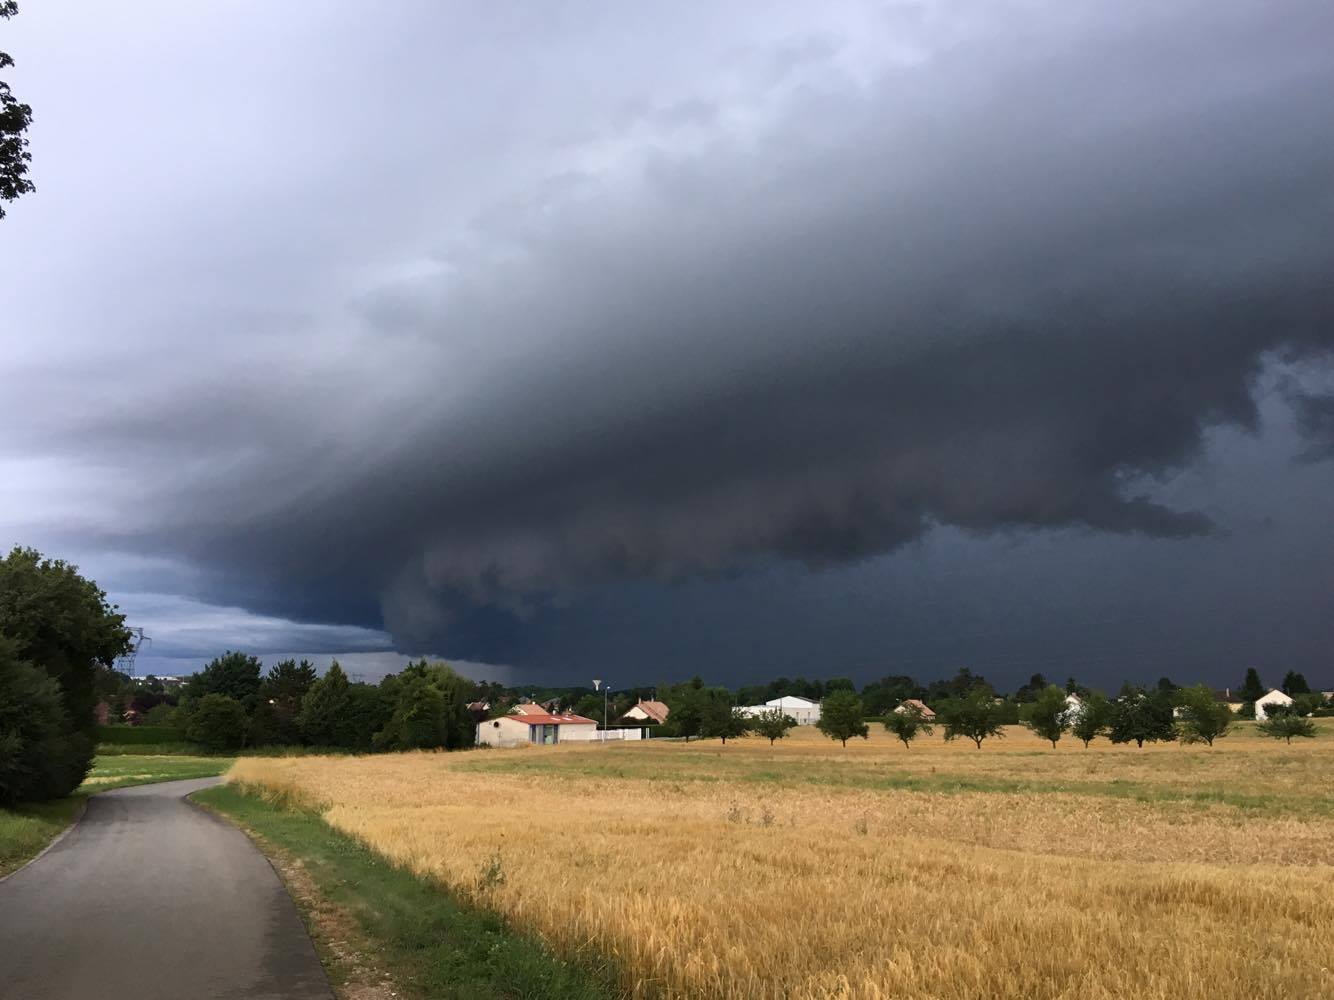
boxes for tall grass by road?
[230,723,1334,1000]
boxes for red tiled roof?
[626,700,670,724]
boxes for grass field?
[230,722,1334,1000]
[0,754,231,878]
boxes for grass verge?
[193,783,619,1000]
[0,798,85,879]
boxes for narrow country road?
[0,778,333,1000]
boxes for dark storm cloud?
[3,1,1333,673]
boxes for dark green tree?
[0,636,83,804]
[185,694,248,752]
[882,704,933,748]
[184,651,263,708]
[661,676,708,741]
[700,698,751,744]
[1281,671,1310,696]
[1175,684,1232,746]
[375,660,474,751]
[1257,713,1317,744]
[298,661,353,746]
[0,546,131,795]
[859,675,924,716]
[750,709,796,746]
[1023,685,1070,748]
[938,689,1007,749]
[257,658,318,745]
[1,2,36,219]
[1107,686,1177,748]
[1014,673,1049,703]
[1070,692,1111,748]
[1239,668,1265,703]
[816,690,869,747]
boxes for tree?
[1070,692,1111,747]
[1013,673,1049,703]
[1281,671,1310,696]
[926,667,993,704]
[298,661,353,746]
[1,2,35,220]
[938,689,1006,749]
[700,699,751,745]
[750,709,796,746]
[1239,668,1265,703]
[1107,686,1177,748]
[185,694,248,752]
[0,546,131,796]
[1175,684,1232,746]
[661,676,708,741]
[375,660,474,751]
[1257,714,1317,744]
[859,675,923,716]
[0,636,83,804]
[1023,685,1070,748]
[817,690,869,747]
[184,651,263,708]
[882,704,933,748]
[258,658,318,745]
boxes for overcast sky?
[2,1,1332,691]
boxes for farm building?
[476,711,598,747]
[740,696,822,725]
[621,699,670,725]
[894,699,935,720]
[1255,689,1294,721]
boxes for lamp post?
[593,678,608,742]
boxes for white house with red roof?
[476,710,599,747]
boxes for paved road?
[0,778,333,1000]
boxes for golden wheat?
[230,724,1334,999]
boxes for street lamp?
[593,679,608,742]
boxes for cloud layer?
[3,1,1333,677]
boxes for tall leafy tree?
[1070,692,1111,747]
[938,689,1006,749]
[1013,673,1049,703]
[298,661,353,746]
[1281,671,1310,696]
[860,675,924,716]
[1023,685,1070,748]
[1239,668,1266,703]
[0,2,35,219]
[700,698,751,745]
[0,636,81,804]
[817,690,869,747]
[184,650,263,708]
[1175,684,1233,746]
[257,658,318,745]
[1107,685,1177,748]
[883,704,933,748]
[750,709,796,746]
[0,546,131,794]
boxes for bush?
[0,637,88,805]
[185,694,249,752]
[96,725,187,745]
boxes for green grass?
[194,784,619,1000]
[0,798,85,878]
[0,754,232,878]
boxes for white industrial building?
[739,695,822,726]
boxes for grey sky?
[2,1,1332,689]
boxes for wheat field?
[229,724,1334,999]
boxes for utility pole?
[593,678,609,742]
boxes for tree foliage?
[1023,685,1070,748]
[817,690,869,747]
[298,661,353,746]
[1175,684,1232,746]
[1281,670,1310,696]
[700,699,751,744]
[0,636,83,804]
[1257,713,1316,744]
[183,650,263,708]
[1239,668,1265,703]
[375,659,474,751]
[750,709,796,745]
[882,704,933,748]
[185,694,249,752]
[1070,692,1111,747]
[0,2,35,220]
[938,689,1006,749]
[1107,686,1177,748]
[0,546,130,797]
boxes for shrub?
[185,694,249,752]
[0,637,86,805]
[817,691,869,747]
[1257,714,1317,744]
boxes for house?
[894,699,935,720]
[466,701,491,721]
[621,699,670,725]
[739,696,821,725]
[510,701,550,716]
[1062,693,1084,722]
[1212,688,1245,713]
[1255,688,1294,721]
[476,711,598,748]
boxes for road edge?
[0,798,88,886]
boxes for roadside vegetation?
[230,725,1334,1000]
[194,783,617,1000]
